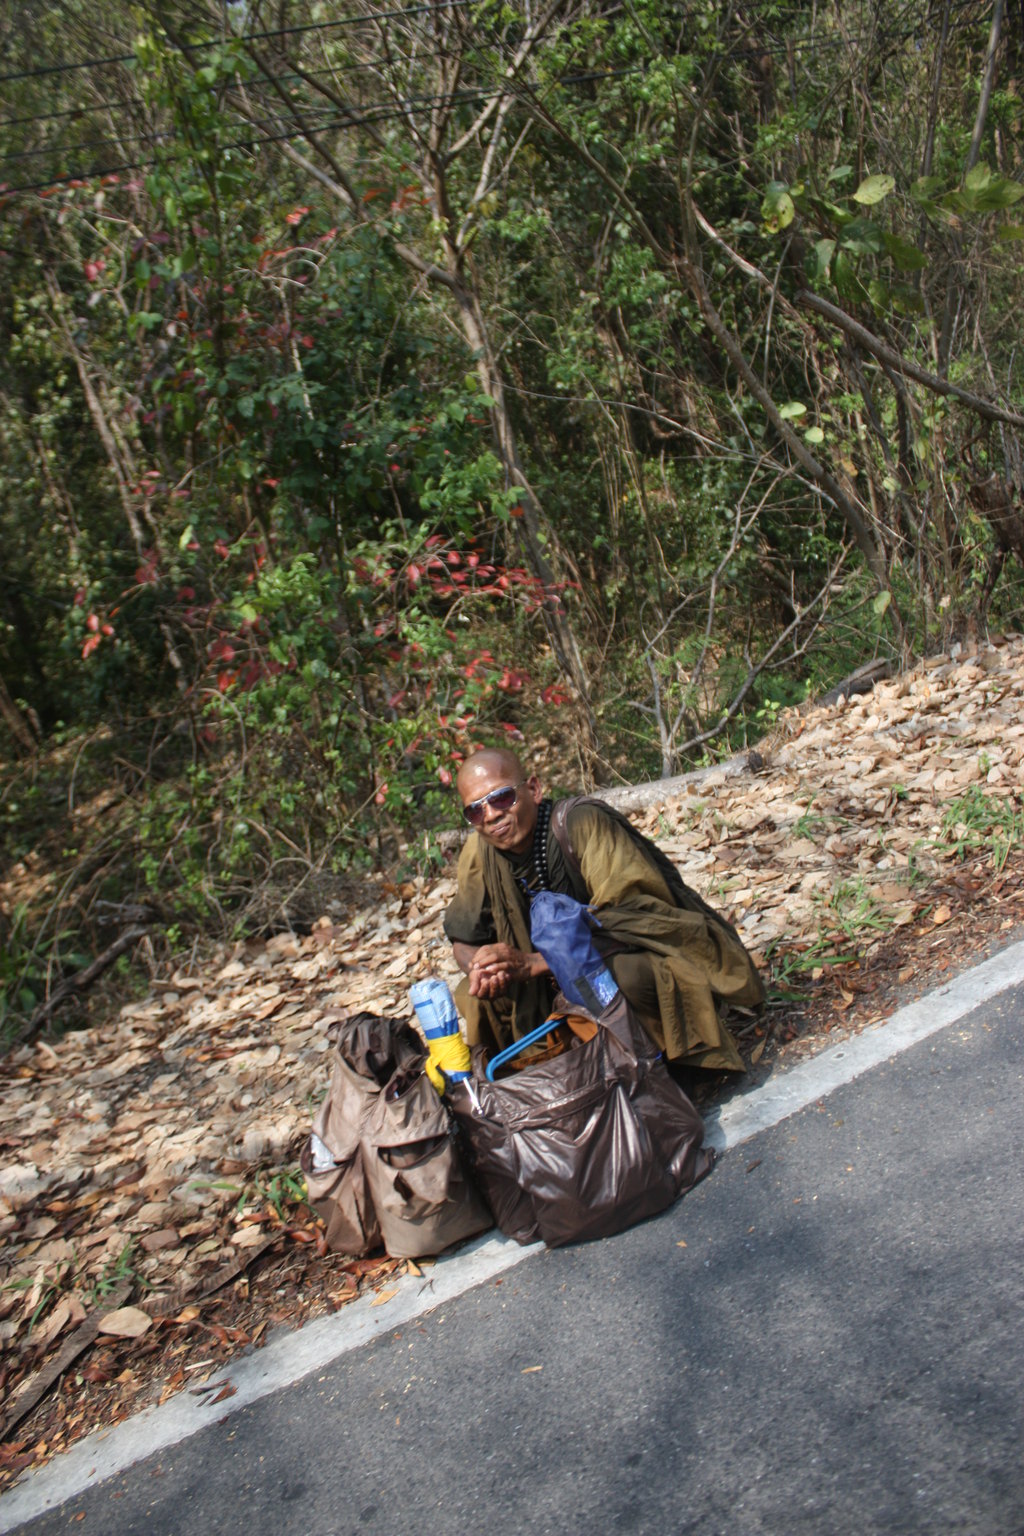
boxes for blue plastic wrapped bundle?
[529,891,620,1015]
[409,977,472,1089]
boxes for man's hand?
[465,943,549,999]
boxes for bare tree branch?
[796,289,1024,430]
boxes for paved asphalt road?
[7,986,1024,1536]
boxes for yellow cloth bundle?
[425,1030,472,1093]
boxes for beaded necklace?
[514,798,552,897]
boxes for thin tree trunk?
[453,284,598,749]
[966,0,1005,172]
[0,668,39,754]
[921,0,953,179]
[44,271,187,687]
[45,270,146,555]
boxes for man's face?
[458,761,541,854]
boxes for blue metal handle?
[485,1017,564,1082]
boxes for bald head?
[456,749,541,854]
[456,748,525,799]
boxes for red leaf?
[79,1362,114,1384]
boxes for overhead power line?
[0,57,411,132]
[0,0,986,91]
[0,0,477,85]
[0,0,995,188]
[0,68,638,194]
[0,0,989,150]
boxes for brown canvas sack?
[445,992,711,1248]
[301,1013,492,1259]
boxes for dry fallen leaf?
[521,1366,543,1374]
[97,1306,152,1339]
[5,635,1024,1484]
[231,1228,270,1248]
[140,1229,179,1254]
[78,1362,115,1384]
[369,1288,399,1307]
[33,1296,73,1347]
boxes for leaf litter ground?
[3,636,1024,1489]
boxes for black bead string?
[517,798,552,897]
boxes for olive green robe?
[443,799,764,1071]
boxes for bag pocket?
[300,1139,381,1256]
[369,1128,490,1259]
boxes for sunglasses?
[462,781,525,826]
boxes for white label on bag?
[309,1132,336,1173]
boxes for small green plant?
[935,785,1024,872]
[762,934,859,1001]
[792,800,826,839]
[2,1267,70,1337]
[754,696,784,729]
[232,1165,310,1221]
[90,1239,149,1302]
[0,905,92,1044]
[824,878,893,939]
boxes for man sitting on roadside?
[443,748,764,1072]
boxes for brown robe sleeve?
[566,802,763,1070]
[443,834,497,946]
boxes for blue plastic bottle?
[409,978,472,1083]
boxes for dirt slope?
[2,635,1024,1485]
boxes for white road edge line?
[4,935,1024,1531]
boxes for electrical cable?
[0,68,638,194]
[0,59,380,130]
[0,0,478,84]
[0,0,985,98]
[0,2,995,189]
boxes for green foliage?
[2,0,1024,1029]
[0,902,89,1045]
[935,785,1024,873]
[90,1239,150,1302]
